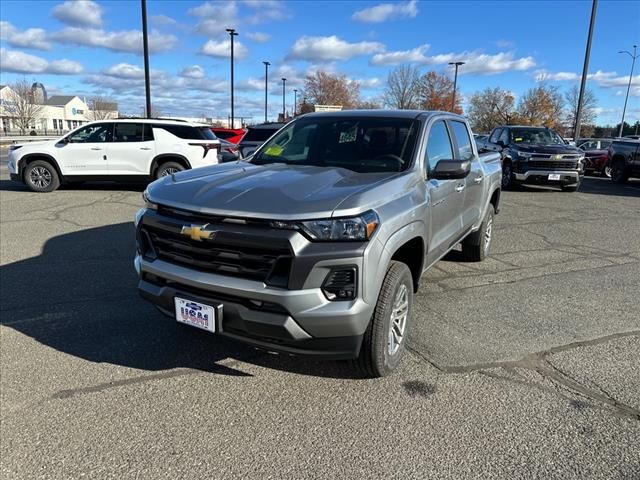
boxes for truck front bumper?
[513,169,582,185]
[135,255,372,359]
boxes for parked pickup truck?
[134,111,502,377]
[485,125,585,191]
[608,138,640,183]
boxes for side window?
[425,120,454,172]
[489,128,502,144]
[450,121,474,160]
[114,123,144,142]
[499,129,510,144]
[143,124,154,141]
[68,123,112,143]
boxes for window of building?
[53,119,58,129]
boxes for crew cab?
[134,111,502,377]
[608,138,640,183]
[7,119,221,192]
[486,125,585,191]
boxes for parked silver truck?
[134,111,502,376]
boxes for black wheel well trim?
[19,154,64,180]
[490,188,501,213]
[150,154,192,176]
[389,236,424,293]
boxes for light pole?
[263,61,270,123]
[574,0,598,142]
[618,45,638,138]
[448,61,465,112]
[293,89,298,116]
[141,0,151,118]
[226,28,238,128]
[281,78,287,121]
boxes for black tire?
[501,161,513,190]
[355,261,413,378]
[461,208,494,262]
[23,160,60,192]
[155,161,185,180]
[611,160,629,184]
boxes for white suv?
[7,119,222,192]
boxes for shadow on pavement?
[0,222,363,379]
[0,179,147,193]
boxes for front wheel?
[355,261,413,378]
[501,161,513,190]
[24,160,60,192]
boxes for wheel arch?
[150,154,192,177]
[19,153,64,181]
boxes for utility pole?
[226,28,238,128]
[263,61,270,123]
[448,61,465,112]
[141,0,151,118]
[574,0,598,142]
[618,45,638,138]
[281,78,287,121]
[293,89,298,116]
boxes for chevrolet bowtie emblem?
[181,224,216,241]
[554,154,563,160]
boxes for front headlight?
[517,151,532,160]
[142,190,158,210]
[271,210,379,241]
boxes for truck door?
[449,120,484,230]
[424,120,465,262]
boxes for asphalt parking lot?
[1,157,639,479]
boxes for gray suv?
[135,111,502,376]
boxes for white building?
[0,85,118,135]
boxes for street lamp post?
[618,45,638,138]
[448,61,465,112]
[293,89,298,116]
[263,61,270,123]
[226,28,238,128]
[574,0,598,142]
[140,0,152,118]
[281,78,287,121]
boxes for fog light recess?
[322,267,357,301]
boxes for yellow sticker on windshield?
[514,137,523,142]
[264,145,284,156]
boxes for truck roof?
[302,109,466,121]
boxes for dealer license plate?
[548,173,561,181]
[174,297,216,333]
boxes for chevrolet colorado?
[486,125,585,191]
[135,111,502,377]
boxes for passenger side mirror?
[430,160,471,180]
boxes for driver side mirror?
[57,137,70,146]
[430,160,471,180]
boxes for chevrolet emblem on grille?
[180,224,216,241]
[554,154,563,160]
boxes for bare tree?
[564,85,597,136]
[302,71,361,108]
[382,64,420,109]
[356,99,382,109]
[6,79,44,134]
[467,87,517,133]
[417,71,462,113]
[516,84,564,129]
[88,96,117,120]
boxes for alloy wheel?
[29,166,52,189]
[388,284,409,356]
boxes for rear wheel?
[23,160,60,192]
[155,161,185,180]
[611,160,629,184]
[355,261,413,378]
[462,208,494,262]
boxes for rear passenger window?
[114,123,144,142]
[450,121,474,160]
[425,120,454,172]
[157,125,213,140]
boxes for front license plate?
[548,173,561,181]
[174,297,216,333]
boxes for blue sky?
[1,0,638,124]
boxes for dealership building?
[0,83,118,135]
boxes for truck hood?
[146,162,400,220]
[511,144,583,155]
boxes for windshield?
[510,128,565,145]
[251,117,420,173]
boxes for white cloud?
[189,1,288,36]
[151,14,177,26]
[358,77,382,88]
[288,36,385,61]
[200,39,248,58]
[50,27,177,53]
[371,47,536,75]
[52,0,103,27]
[103,63,146,79]
[247,32,271,43]
[0,21,51,50]
[352,0,418,23]
[180,65,206,79]
[535,69,640,95]
[0,48,82,74]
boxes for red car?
[210,127,246,144]
[577,138,613,178]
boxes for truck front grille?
[528,160,578,170]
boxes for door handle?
[140,147,151,150]
[455,183,465,192]
[90,147,102,151]
[473,175,484,184]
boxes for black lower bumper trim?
[10,173,21,182]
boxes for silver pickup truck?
[135,111,502,376]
